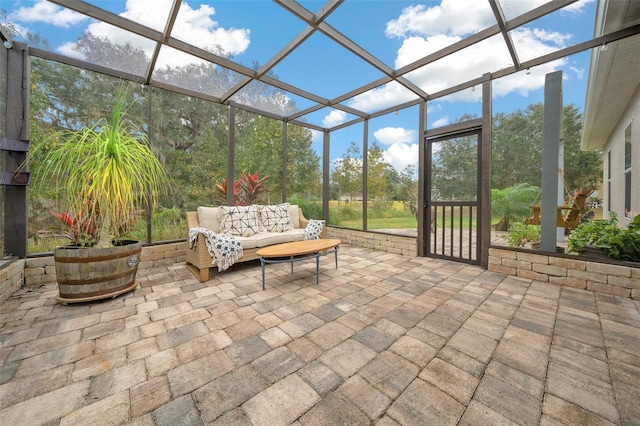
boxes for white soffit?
[582,0,640,151]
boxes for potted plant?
[568,212,640,262]
[30,85,171,303]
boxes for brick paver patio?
[1,244,639,425]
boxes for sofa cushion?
[234,229,305,249]
[219,205,261,237]
[259,203,293,232]
[289,205,300,228]
[197,206,220,233]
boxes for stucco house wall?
[602,84,640,225]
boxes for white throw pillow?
[259,203,293,232]
[219,205,261,237]
[303,219,325,240]
[197,206,220,232]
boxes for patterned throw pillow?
[260,203,293,232]
[219,205,261,237]
[304,219,325,240]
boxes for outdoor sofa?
[186,203,325,282]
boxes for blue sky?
[3,0,597,172]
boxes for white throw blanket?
[188,227,243,272]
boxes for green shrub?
[568,212,640,261]
[287,195,339,224]
[492,183,540,231]
[506,222,540,247]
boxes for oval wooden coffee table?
[256,239,341,290]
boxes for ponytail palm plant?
[34,86,171,248]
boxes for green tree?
[149,87,229,209]
[492,103,601,195]
[367,141,390,207]
[232,115,320,204]
[331,141,362,208]
[492,104,544,189]
[562,105,602,194]
[286,124,321,199]
[431,133,478,201]
[397,164,418,215]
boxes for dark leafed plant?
[215,171,268,206]
[237,171,268,205]
[568,212,640,262]
[50,206,99,247]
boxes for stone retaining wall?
[489,247,640,299]
[5,235,639,302]
[326,227,417,257]
[0,259,24,304]
[0,241,188,302]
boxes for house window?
[624,124,632,217]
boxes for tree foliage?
[431,131,478,201]
[26,34,322,246]
[492,103,601,195]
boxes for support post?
[227,105,235,206]
[540,71,563,252]
[362,119,368,231]
[480,73,492,268]
[3,43,29,258]
[322,130,330,223]
[417,101,427,257]
[281,120,287,202]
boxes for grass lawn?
[339,216,417,229]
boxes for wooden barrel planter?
[54,240,142,303]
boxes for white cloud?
[432,117,449,127]
[57,41,85,60]
[310,129,323,143]
[9,0,88,28]
[383,143,419,172]
[43,0,250,70]
[569,66,585,80]
[564,0,596,13]
[373,127,416,146]
[385,0,494,38]
[322,110,348,128]
[119,0,250,56]
[371,126,418,172]
[356,24,569,107]
[333,0,576,115]
[343,81,418,116]
[337,25,568,113]
[531,28,572,48]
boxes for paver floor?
[1,244,639,425]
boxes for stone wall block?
[532,263,566,277]
[587,281,631,298]
[517,269,549,282]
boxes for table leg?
[290,256,293,273]
[316,253,320,285]
[334,246,339,269]
[260,257,266,290]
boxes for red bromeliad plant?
[50,208,100,247]
[214,178,240,205]
[50,197,140,247]
[215,172,268,205]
